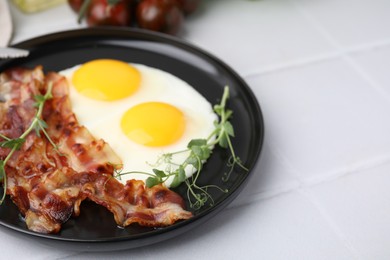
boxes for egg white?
[59,63,217,187]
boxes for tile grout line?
[245,1,385,257]
[226,150,390,258]
[284,0,390,186]
[291,0,390,105]
[229,144,390,211]
[229,152,390,206]
[282,1,381,258]
[301,153,390,187]
[242,51,341,77]
[243,37,390,79]
[344,38,390,53]
[341,55,390,103]
[296,188,363,260]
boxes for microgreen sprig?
[0,83,56,204]
[114,86,248,209]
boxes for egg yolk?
[121,102,185,147]
[72,59,140,101]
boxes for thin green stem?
[0,134,11,141]
[0,145,17,203]
[115,170,156,178]
[0,166,6,203]
[0,83,54,204]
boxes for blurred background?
[3,0,390,259]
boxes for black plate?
[0,28,263,251]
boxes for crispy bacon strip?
[0,66,192,233]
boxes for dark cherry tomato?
[68,0,84,13]
[136,0,184,35]
[86,0,132,27]
[174,0,201,15]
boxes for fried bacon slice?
[0,66,192,233]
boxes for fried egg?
[59,59,217,187]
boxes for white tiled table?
[4,0,390,259]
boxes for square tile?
[352,46,390,93]
[183,0,334,74]
[293,0,390,47]
[247,58,390,182]
[306,161,390,259]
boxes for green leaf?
[192,146,211,161]
[213,122,222,135]
[34,87,53,107]
[33,118,48,137]
[223,121,235,137]
[170,167,186,188]
[0,138,25,150]
[170,175,181,188]
[145,177,161,188]
[218,134,228,148]
[225,109,233,119]
[187,139,211,161]
[152,169,166,179]
[37,118,48,129]
[33,94,45,106]
[177,167,186,182]
[33,123,42,137]
[0,161,4,181]
[187,139,207,148]
[213,104,223,116]
[185,156,200,170]
[202,146,211,160]
[190,145,203,157]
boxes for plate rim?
[1,27,264,249]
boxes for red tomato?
[86,0,132,27]
[68,0,84,13]
[174,0,201,15]
[136,0,184,35]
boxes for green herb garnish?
[0,83,56,204]
[114,86,248,209]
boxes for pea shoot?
[0,83,56,204]
[114,86,248,209]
